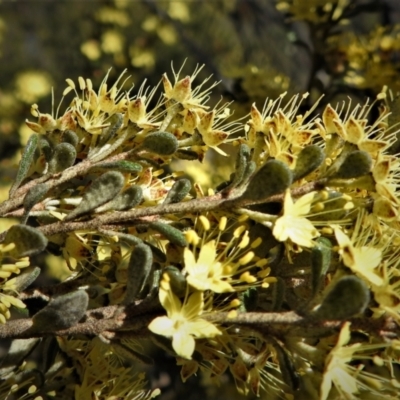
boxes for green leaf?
[22,183,49,224]
[95,160,143,173]
[293,145,324,181]
[240,159,293,202]
[0,338,40,378]
[9,134,38,197]
[311,275,370,320]
[3,225,48,257]
[4,266,40,292]
[163,178,191,204]
[32,290,89,331]
[141,131,178,155]
[239,286,258,312]
[48,142,76,174]
[61,130,79,147]
[65,171,125,220]
[98,185,143,212]
[230,144,251,188]
[164,265,186,297]
[39,137,52,162]
[330,150,372,179]
[311,237,332,296]
[123,244,153,304]
[99,113,123,146]
[176,149,200,160]
[149,221,187,247]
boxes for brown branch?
[0,148,137,218]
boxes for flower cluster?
[1,64,400,399]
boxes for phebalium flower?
[273,189,320,248]
[183,216,274,292]
[148,273,221,359]
[334,226,383,286]
[320,322,396,400]
[184,239,233,293]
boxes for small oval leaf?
[163,178,192,205]
[311,275,370,320]
[149,221,187,247]
[293,145,324,181]
[66,171,125,220]
[331,150,372,179]
[3,225,48,257]
[123,244,153,304]
[141,131,178,155]
[32,290,89,331]
[241,159,293,202]
[9,134,38,197]
[48,143,77,174]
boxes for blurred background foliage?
[1,0,400,398]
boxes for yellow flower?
[320,322,395,399]
[148,276,221,359]
[334,227,383,286]
[273,190,319,247]
[320,322,360,400]
[184,240,233,293]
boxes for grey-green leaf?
[141,131,178,155]
[99,113,123,146]
[149,221,187,247]
[331,150,372,179]
[240,159,293,202]
[311,275,370,320]
[293,145,324,181]
[39,137,53,162]
[176,149,199,160]
[32,290,89,331]
[123,244,153,304]
[311,237,332,296]
[95,160,143,173]
[0,338,40,378]
[4,266,40,292]
[9,134,38,197]
[164,265,186,297]
[65,171,125,220]
[22,183,49,224]
[163,178,191,204]
[230,144,251,188]
[48,142,76,174]
[3,225,48,257]
[61,130,79,147]
[98,185,143,212]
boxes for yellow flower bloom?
[148,276,221,359]
[320,322,395,399]
[273,190,319,247]
[184,240,233,293]
[320,322,360,400]
[334,227,383,286]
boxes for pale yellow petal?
[197,241,217,267]
[148,316,174,336]
[186,275,210,291]
[183,291,203,319]
[183,248,197,274]
[209,279,233,293]
[172,332,195,359]
[188,319,221,338]
[292,191,316,216]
